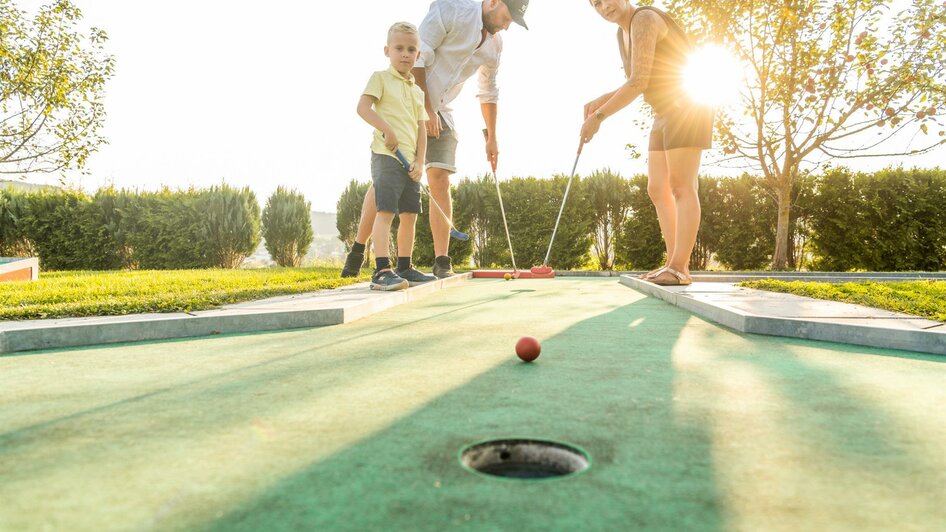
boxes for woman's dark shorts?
[371,152,421,214]
[649,104,715,152]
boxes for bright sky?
[16,0,943,212]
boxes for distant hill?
[0,180,56,192]
[307,211,345,260]
[310,211,338,236]
[244,210,344,267]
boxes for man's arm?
[478,42,501,168]
[411,120,428,181]
[481,102,498,169]
[412,67,441,138]
[416,1,450,138]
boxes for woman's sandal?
[639,267,666,279]
[649,267,692,286]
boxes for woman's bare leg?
[664,147,704,276]
[647,151,676,265]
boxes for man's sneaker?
[432,256,455,279]
[341,250,364,278]
[397,265,438,287]
[370,269,409,291]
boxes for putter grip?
[393,149,411,170]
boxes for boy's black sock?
[397,257,411,271]
[435,255,451,267]
[351,241,366,254]
[375,257,391,271]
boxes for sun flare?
[683,45,743,107]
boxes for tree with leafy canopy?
[0,0,114,178]
[262,187,313,267]
[584,168,632,271]
[667,0,946,269]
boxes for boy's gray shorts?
[426,121,458,174]
[371,153,421,214]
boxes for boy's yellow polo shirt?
[363,67,429,163]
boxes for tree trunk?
[771,181,793,270]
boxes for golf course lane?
[0,279,943,531]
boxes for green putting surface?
[1,278,945,531]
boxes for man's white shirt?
[416,0,502,133]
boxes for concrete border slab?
[620,275,946,356]
[0,274,472,355]
[562,270,946,282]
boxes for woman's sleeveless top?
[618,6,691,115]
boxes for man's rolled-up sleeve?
[417,1,448,69]
[476,43,501,104]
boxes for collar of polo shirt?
[387,66,415,84]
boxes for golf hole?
[460,439,590,480]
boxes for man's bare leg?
[341,185,378,278]
[427,167,452,257]
[396,212,416,261]
[354,184,377,246]
[427,166,456,277]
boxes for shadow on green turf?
[202,297,726,531]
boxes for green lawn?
[740,279,946,322]
[0,268,366,320]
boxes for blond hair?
[387,22,419,43]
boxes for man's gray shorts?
[426,120,458,174]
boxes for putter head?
[450,228,470,241]
[530,265,553,275]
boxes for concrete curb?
[0,273,472,355]
[619,275,946,356]
[560,270,946,281]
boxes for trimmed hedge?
[335,167,946,272]
[805,167,946,271]
[1,185,262,270]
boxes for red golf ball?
[515,336,541,362]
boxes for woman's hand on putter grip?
[580,114,602,144]
[584,91,614,120]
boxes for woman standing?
[580,0,714,286]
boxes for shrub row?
[803,167,946,271]
[337,167,946,272]
[0,185,313,270]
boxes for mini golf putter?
[531,139,585,278]
[470,130,553,279]
[392,148,469,241]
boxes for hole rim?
[457,438,593,482]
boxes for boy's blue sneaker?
[370,269,409,291]
[397,265,438,287]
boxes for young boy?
[356,22,437,291]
